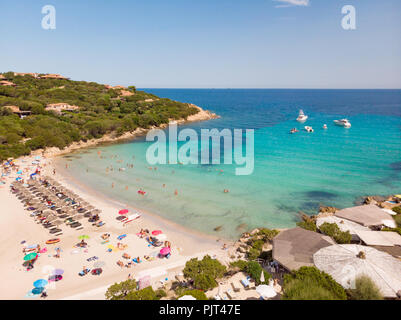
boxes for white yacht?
[334,119,351,128]
[296,109,308,122]
[304,126,314,133]
[323,124,327,129]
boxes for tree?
[283,266,347,300]
[105,279,166,300]
[246,261,271,285]
[178,289,208,300]
[347,275,383,300]
[183,255,226,291]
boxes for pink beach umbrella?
[152,230,162,236]
[160,247,171,256]
[118,209,129,215]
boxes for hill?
[0,72,207,160]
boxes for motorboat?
[334,119,351,128]
[290,128,299,134]
[304,126,314,133]
[296,109,308,122]
[323,124,327,129]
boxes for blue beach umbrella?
[33,279,48,288]
[31,287,44,295]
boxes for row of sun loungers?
[10,175,103,235]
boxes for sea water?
[59,89,401,239]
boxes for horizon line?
[138,87,401,90]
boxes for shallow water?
[59,89,401,239]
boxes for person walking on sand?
[53,169,56,175]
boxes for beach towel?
[117,234,127,240]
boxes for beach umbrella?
[78,235,90,240]
[152,230,162,236]
[31,287,44,295]
[260,270,265,283]
[313,244,401,298]
[33,279,48,288]
[160,247,171,255]
[23,252,37,261]
[119,209,129,215]
[256,285,277,299]
[382,219,396,228]
[178,295,196,300]
[52,269,64,275]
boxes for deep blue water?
[61,89,401,239]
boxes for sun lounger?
[226,289,237,300]
[231,281,241,292]
[241,278,250,288]
[220,293,229,300]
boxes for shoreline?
[30,104,219,159]
[0,106,237,300]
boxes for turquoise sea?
[58,89,401,239]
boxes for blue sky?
[0,0,400,88]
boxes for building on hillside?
[3,106,32,119]
[0,80,16,87]
[45,103,79,114]
[14,72,39,78]
[0,75,5,80]
[39,74,69,80]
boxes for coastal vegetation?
[318,222,352,244]
[296,214,317,232]
[392,206,401,215]
[182,255,227,291]
[0,72,199,161]
[178,289,208,300]
[347,275,383,300]
[230,260,271,285]
[282,266,347,300]
[105,279,166,300]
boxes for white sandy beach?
[0,131,236,300]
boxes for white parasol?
[313,244,401,298]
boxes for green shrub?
[283,266,347,300]
[183,255,226,291]
[179,289,208,300]
[347,275,383,300]
[246,261,271,285]
[105,279,137,300]
[319,222,352,244]
[393,214,401,227]
[392,206,401,215]
[297,220,317,232]
[229,260,248,271]
[256,228,280,241]
[125,286,166,300]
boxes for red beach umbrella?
[119,209,129,215]
[152,230,162,236]
[160,247,171,255]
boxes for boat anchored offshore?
[296,110,308,122]
[304,126,314,133]
[334,119,351,128]
[290,128,299,134]
[323,124,327,129]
